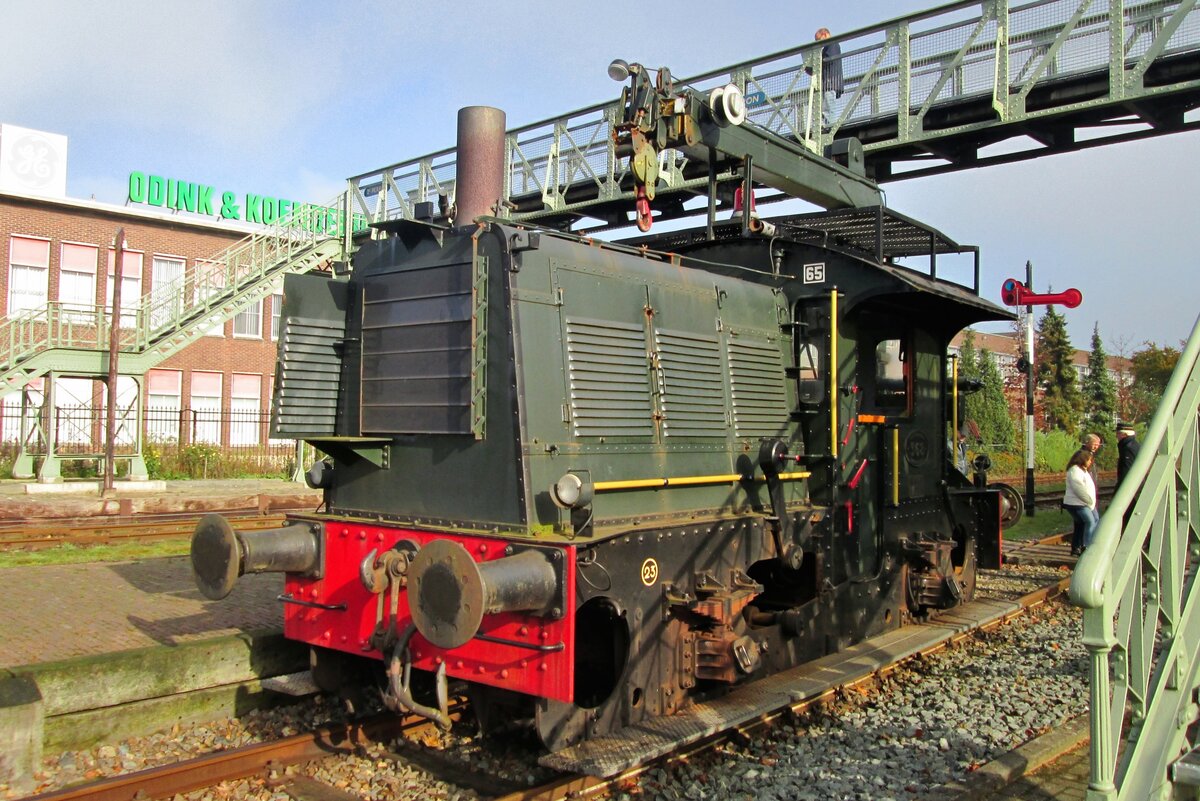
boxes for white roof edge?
[0,188,261,236]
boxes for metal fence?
[1,403,295,466]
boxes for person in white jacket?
[1063,449,1098,556]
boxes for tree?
[1035,305,1082,434]
[1128,342,1182,423]
[956,329,980,384]
[972,349,1017,449]
[955,331,1016,451]
[1081,323,1117,435]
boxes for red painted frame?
[283,521,576,703]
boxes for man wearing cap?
[1115,423,1140,488]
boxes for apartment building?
[949,329,1133,387]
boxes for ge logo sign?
[640,558,659,587]
[803,263,825,284]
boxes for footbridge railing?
[0,193,359,394]
[1070,314,1200,801]
[347,0,1200,229]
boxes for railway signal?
[1001,270,1084,516]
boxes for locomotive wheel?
[991,483,1024,527]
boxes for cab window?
[872,337,910,411]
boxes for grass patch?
[0,539,190,567]
[1002,507,1073,541]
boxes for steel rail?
[0,510,306,551]
[494,575,1075,801]
[21,713,451,801]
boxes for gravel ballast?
[2,564,1087,800]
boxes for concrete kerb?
[918,715,1090,800]
[4,630,307,755]
[0,670,43,795]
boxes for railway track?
[22,561,1076,801]
[0,508,313,551]
[1031,484,1114,510]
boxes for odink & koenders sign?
[127,171,367,234]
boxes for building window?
[146,369,182,443]
[105,248,143,327]
[230,373,261,445]
[271,292,283,340]
[190,371,222,444]
[233,299,262,338]
[59,243,99,324]
[8,236,50,316]
[150,256,186,330]
[195,261,225,337]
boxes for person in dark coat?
[1115,423,1141,488]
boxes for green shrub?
[1033,429,1084,474]
[179,442,222,478]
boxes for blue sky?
[2,0,1196,353]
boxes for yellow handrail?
[830,289,838,458]
[594,471,810,492]
[892,426,900,506]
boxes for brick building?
[0,124,289,462]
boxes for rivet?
[538,663,548,672]
[540,630,549,640]
[434,657,443,665]
[309,589,318,598]
[479,544,488,555]
[519,626,529,635]
[455,660,464,669]
[500,669,509,679]
[477,665,487,674]
[520,659,529,668]
[359,531,367,540]
[340,527,349,537]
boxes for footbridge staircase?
[0,198,353,480]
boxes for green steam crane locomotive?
[191,60,1012,755]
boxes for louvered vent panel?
[655,329,726,437]
[728,338,789,438]
[360,263,472,435]
[273,316,345,436]
[567,318,653,438]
